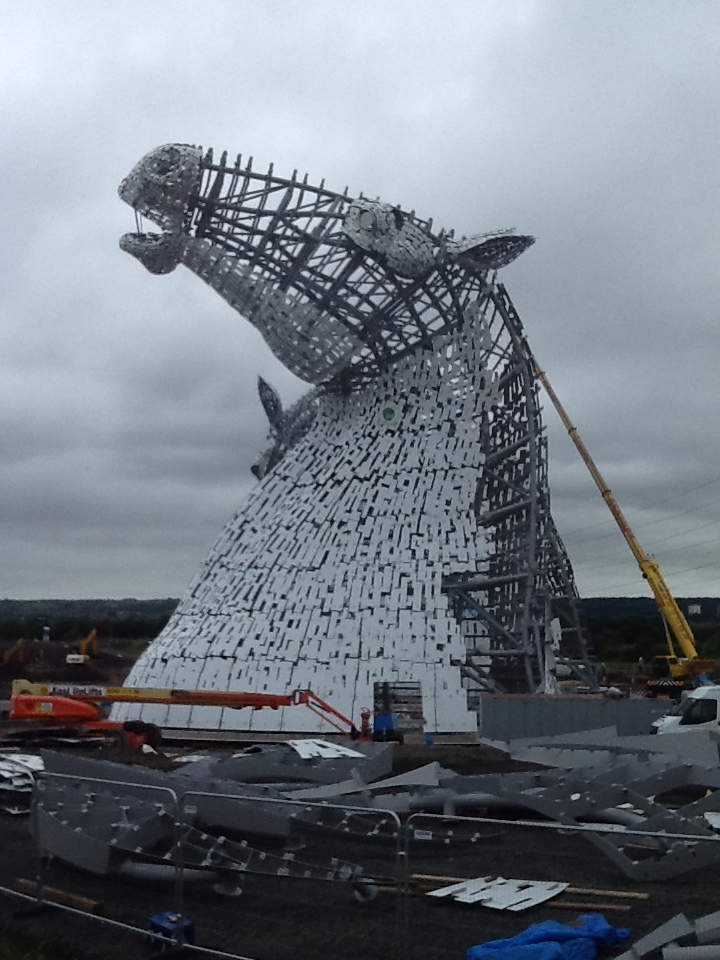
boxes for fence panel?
[18,771,192,957]
[177,790,404,960]
[5,771,404,960]
[477,693,671,739]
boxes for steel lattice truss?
[444,287,591,694]
[118,144,593,728]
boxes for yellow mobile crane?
[523,340,714,696]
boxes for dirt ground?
[1,742,720,960]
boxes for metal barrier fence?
[3,772,720,960]
[476,692,672,739]
[8,771,404,960]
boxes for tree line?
[0,598,178,645]
[2,596,720,664]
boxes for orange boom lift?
[8,679,371,747]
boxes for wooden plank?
[567,885,649,901]
[413,873,474,883]
[14,879,103,914]
[548,901,632,913]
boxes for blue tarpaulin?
[467,913,631,960]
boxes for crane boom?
[524,342,708,676]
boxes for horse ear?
[257,376,283,428]
[447,231,535,271]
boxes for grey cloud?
[1,0,719,599]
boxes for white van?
[652,685,720,734]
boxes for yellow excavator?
[523,340,714,696]
[2,637,27,666]
[77,628,98,658]
[64,628,99,665]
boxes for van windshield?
[678,697,718,726]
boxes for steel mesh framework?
[117,144,593,732]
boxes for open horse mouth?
[119,143,203,275]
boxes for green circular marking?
[382,406,396,421]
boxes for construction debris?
[615,914,695,960]
[694,911,720,946]
[23,721,720,885]
[0,752,43,814]
[427,876,568,910]
[663,949,720,960]
[285,739,366,759]
[613,909,720,960]
[34,774,367,892]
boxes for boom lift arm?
[522,340,712,682]
[9,680,369,743]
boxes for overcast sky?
[2,1,719,602]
